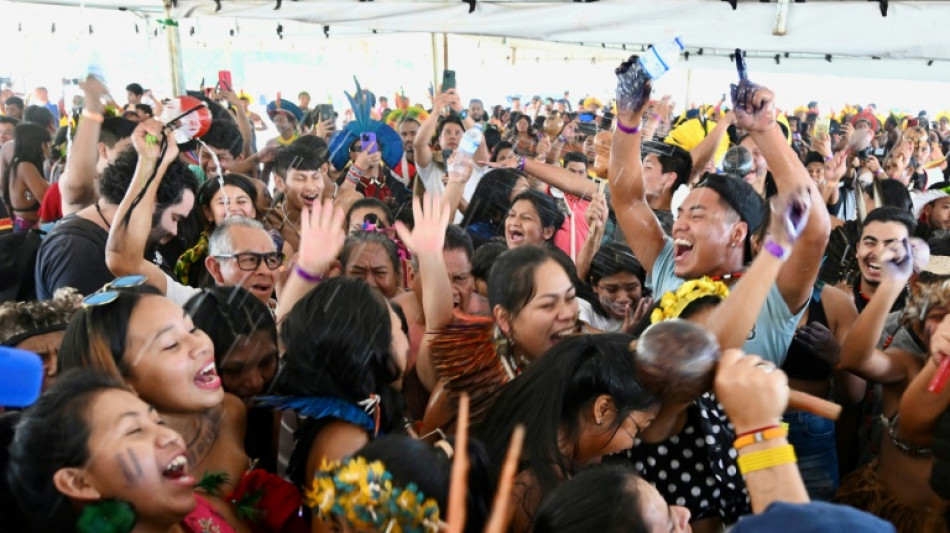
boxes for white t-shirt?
[417,160,489,223]
[578,298,624,332]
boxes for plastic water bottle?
[450,124,482,174]
[616,37,685,113]
[639,37,685,80]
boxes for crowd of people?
[2,50,950,533]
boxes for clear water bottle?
[640,37,685,80]
[616,37,685,113]
[450,124,483,174]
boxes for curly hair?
[0,288,82,347]
[902,279,950,339]
[98,146,198,208]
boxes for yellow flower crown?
[304,456,441,533]
[650,277,730,324]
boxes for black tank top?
[781,297,834,381]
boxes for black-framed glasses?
[82,275,148,307]
[214,252,285,271]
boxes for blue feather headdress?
[328,77,404,171]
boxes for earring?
[596,418,603,426]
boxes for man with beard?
[468,98,486,124]
[102,121,283,307]
[34,130,198,298]
[851,206,917,313]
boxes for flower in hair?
[304,457,440,533]
[650,277,730,324]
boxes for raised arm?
[716,349,809,512]
[575,192,607,282]
[898,314,950,446]
[840,240,916,383]
[395,194,454,392]
[217,90,253,157]
[275,198,346,325]
[61,76,107,214]
[609,57,667,272]
[688,111,735,184]
[413,92,449,170]
[105,120,176,293]
[702,187,810,350]
[735,82,830,313]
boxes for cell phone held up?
[217,70,233,93]
[442,70,456,91]
[360,132,379,154]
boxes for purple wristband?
[518,156,526,172]
[295,264,324,283]
[616,121,640,135]
[764,239,790,260]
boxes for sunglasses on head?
[82,275,148,307]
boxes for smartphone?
[360,132,378,154]
[579,113,595,123]
[217,70,233,92]
[735,48,747,80]
[442,70,456,91]
[316,104,335,122]
[815,117,831,137]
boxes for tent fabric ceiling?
[10,0,950,61]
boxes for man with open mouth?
[609,74,829,367]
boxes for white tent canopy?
[11,0,950,61]
[4,0,950,114]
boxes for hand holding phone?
[218,70,233,93]
[442,70,456,91]
[361,132,379,154]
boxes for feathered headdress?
[664,118,730,165]
[328,78,404,171]
[305,456,440,533]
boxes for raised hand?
[795,322,841,369]
[714,349,789,435]
[767,186,811,251]
[354,142,381,170]
[297,198,346,277]
[879,238,917,282]
[394,193,451,257]
[731,79,776,133]
[131,119,173,164]
[446,151,474,184]
[622,296,654,335]
[584,192,608,229]
[79,75,109,110]
[614,55,653,115]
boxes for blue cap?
[731,502,896,533]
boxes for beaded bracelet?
[734,426,788,450]
[737,444,797,475]
[616,122,640,135]
[295,265,324,284]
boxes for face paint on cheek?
[117,448,144,487]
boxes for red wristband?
[735,424,780,439]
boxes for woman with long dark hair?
[2,122,50,230]
[506,112,538,157]
[505,190,564,249]
[460,168,528,248]
[268,276,409,530]
[477,334,659,532]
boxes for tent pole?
[685,67,693,110]
[163,0,185,95]
[443,32,449,70]
[431,32,439,90]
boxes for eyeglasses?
[214,252,285,271]
[82,274,148,307]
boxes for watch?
[458,109,469,120]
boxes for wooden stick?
[788,389,841,420]
[445,393,470,533]
[484,425,526,533]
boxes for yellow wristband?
[733,427,789,450]
[737,444,797,475]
